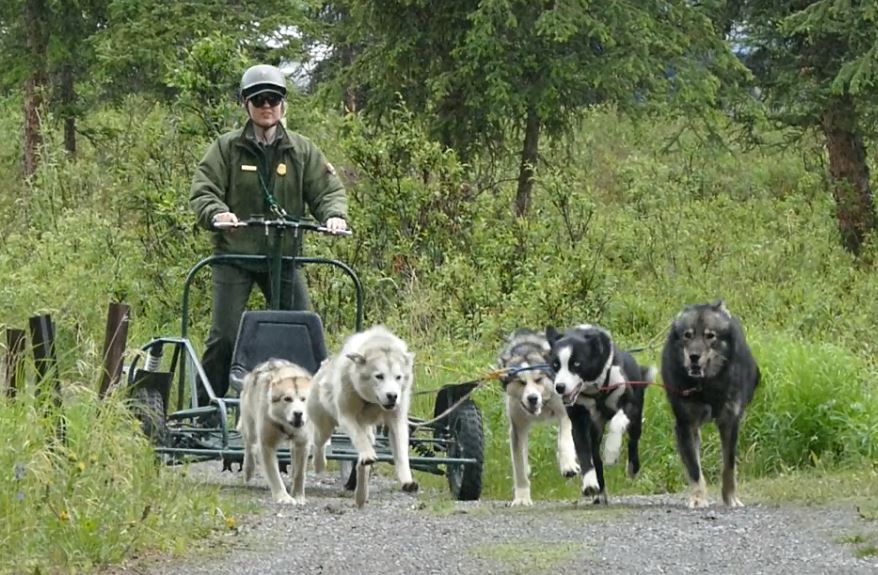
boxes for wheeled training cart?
[125,218,484,500]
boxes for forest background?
[1,1,877,572]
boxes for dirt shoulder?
[103,462,878,575]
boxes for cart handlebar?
[212,218,352,236]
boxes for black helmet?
[240,64,287,100]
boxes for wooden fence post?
[4,328,26,398]
[29,313,60,408]
[98,302,130,398]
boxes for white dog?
[499,329,580,506]
[307,325,418,508]
[237,359,312,505]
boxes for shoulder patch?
[324,161,336,176]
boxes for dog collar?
[274,421,299,440]
[580,344,614,394]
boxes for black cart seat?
[228,310,328,394]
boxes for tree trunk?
[23,0,49,179]
[23,76,43,179]
[59,0,78,155]
[340,43,357,114]
[515,106,541,218]
[820,95,876,256]
[61,63,76,154]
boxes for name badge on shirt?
[241,164,257,172]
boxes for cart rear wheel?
[132,386,167,445]
[446,399,483,501]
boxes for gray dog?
[661,300,760,508]
[498,328,579,506]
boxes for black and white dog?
[546,324,655,503]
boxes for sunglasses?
[249,93,283,108]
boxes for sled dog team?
[238,300,759,510]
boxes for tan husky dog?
[238,359,313,505]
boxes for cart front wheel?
[132,386,167,445]
[446,399,483,501]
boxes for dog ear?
[673,305,693,328]
[539,344,552,362]
[346,352,367,365]
[711,299,731,318]
[405,351,415,368]
[536,332,552,355]
[671,310,689,338]
[545,325,560,344]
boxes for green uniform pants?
[197,262,310,404]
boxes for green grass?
[469,541,584,574]
[0,382,243,574]
[744,467,878,506]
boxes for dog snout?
[688,353,701,365]
[526,394,540,407]
[555,384,566,395]
[291,410,304,427]
[385,392,398,406]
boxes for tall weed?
[0,381,232,573]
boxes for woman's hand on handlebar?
[212,212,239,227]
[324,217,348,235]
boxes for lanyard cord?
[257,166,286,218]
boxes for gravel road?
[117,463,877,575]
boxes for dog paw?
[592,492,608,505]
[687,494,710,509]
[512,487,532,506]
[602,447,621,466]
[627,460,640,479]
[274,493,296,505]
[561,462,580,478]
[511,496,533,507]
[723,495,744,508]
[357,452,378,467]
[602,435,623,466]
[290,496,306,506]
[401,481,419,493]
[581,469,600,496]
[603,413,628,466]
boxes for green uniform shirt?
[189,121,348,256]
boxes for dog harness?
[577,346,616,396]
